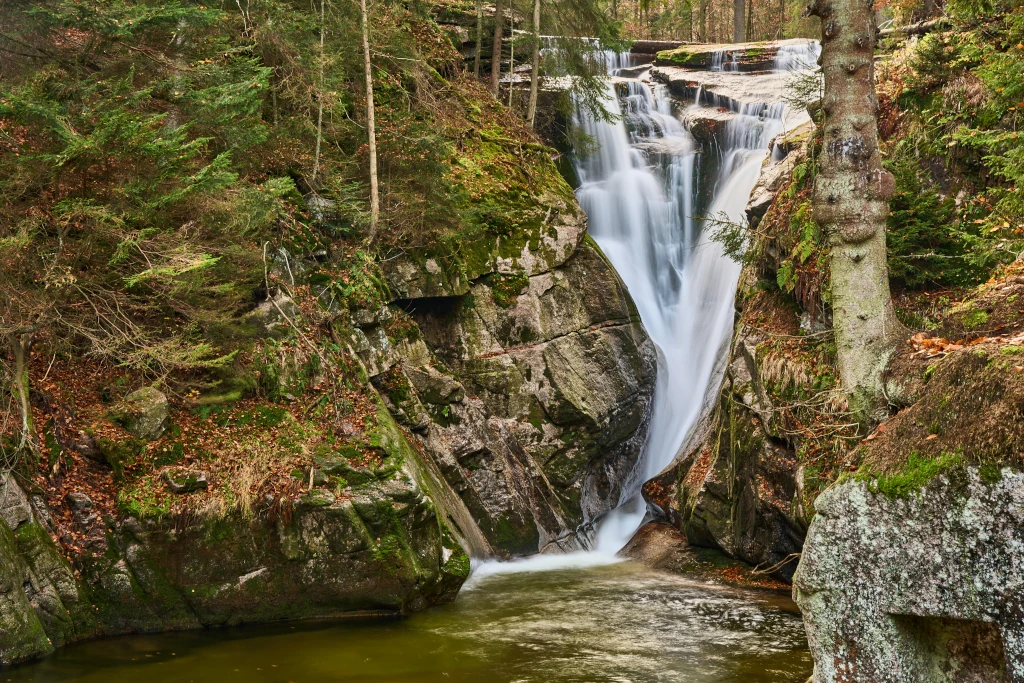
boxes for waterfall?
[575,47,805,553]
[470,41,818,577]
[774,40,822,72]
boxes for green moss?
[441,546,471,579]
[978,462,1004,485]
[96,436,145,480]
[856,451,965,498]
[656,47,712,67]
[117,477,172,519]
[490,271,530,308]
[961,309,989,328]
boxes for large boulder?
[117,386,170,440]
[794,470,1023,682]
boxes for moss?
[441,545,471,579]
[961,309,989,328]
[117,477,172,519]
[656,47,712,67]
[978,462,1004,485]
[96,436,145,480]
[490,271,530,308]
[856,451,965,498]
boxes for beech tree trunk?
[526,0,541,128]
[809,0,902,422]
[490,0,505,96]
[474,0,483,78]
[360,0,379,239]
[698,0,709,41]
[734,0,745,42]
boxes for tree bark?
[698,0,709,41]
[474,0,483,78]
[311,0,326,186]
[809,0,903,422]
[360,0,379,239]
[526,0,541,128]
[734,0,745,42]
[490,0,505,96]
[9,333,35,454]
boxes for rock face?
[0,445,468,666]
[794,470,1023,682]
[410,238,657,553]
[659,326,807,582]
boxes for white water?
[582,60,788,554]
[470,40,819,576]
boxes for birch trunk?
[490,0,505,96]
[526,0,541,128]
[360,0,380,239]
[809,0,903,422]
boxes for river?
[8,562,811,683]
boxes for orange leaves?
[908,331,1024,358]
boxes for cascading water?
[577,45,816,554]
[472,41,818,577]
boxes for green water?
[7,561,812,683]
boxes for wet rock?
[118,387,169,440]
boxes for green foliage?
[490,271,530,308]
[889,6,1024,284]
[884,145,988,287]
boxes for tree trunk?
[311,0,326,185]
[360,0,380,239]
[809,0,902,422]
[490,0,505,96]
[733,0,745,42]
[474,0,483,78]
[507,12,515,107]
[9,333,35,454]
[526,0,541,128]
[698,0,708,41]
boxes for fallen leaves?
[908,331,1024,358]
